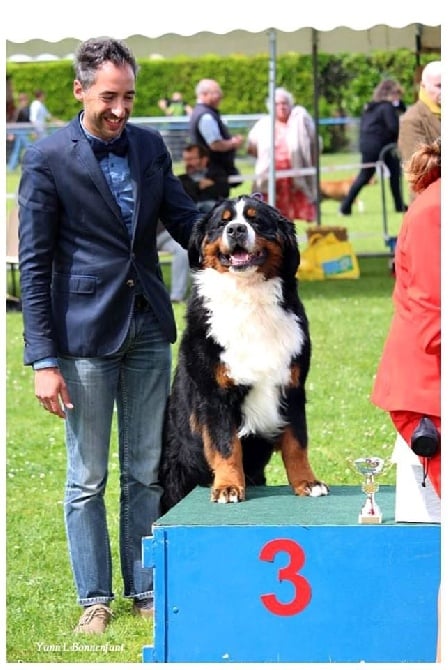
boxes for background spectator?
[339,79,407,216]
[398,61,441,203]
[158,91,192,116]
[177,143,228,213]
[6,74,15,121]
[7,92,32,171]
[157,143,230,303]
[247,86,317,222]
[29,89,53,139]
[156,221,190,303]
[189,78,243,199]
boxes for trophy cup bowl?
[353,456,385,524]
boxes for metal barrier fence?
[6,115,361,162]
[6,117,401,260]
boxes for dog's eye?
[246,207,257,219]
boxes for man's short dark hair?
[74,37,138,89]
[183,143,209,159]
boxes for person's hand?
[232,135,244,149]
[199,178,214,189]
[34,367,73,419]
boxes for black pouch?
[410,417,440,457]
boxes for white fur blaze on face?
[222,200,257,252]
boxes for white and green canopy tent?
[6,2,441,217]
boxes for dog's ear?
[188,219,204,269]
[277,212,300,279]
[188,210,212,269]
[188,201,225,267]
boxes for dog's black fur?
[160,195,328,511]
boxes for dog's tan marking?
[201,240,227,272]
[204,430,245,503]
[189,412,201,435]
[246,207,257,218]
[222,209,232,221]
[258,239,282,279]
[201,229,286,279]
[215,362,235,388]
[279,426,326,496]
[289,363,301,387]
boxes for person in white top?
[247,87,318,222]
[29,89,53,138]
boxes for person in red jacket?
[371,136,441,495]
[371,136,441,663]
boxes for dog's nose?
[225,222,248,241]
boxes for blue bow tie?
[89,132,129,160]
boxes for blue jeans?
[7,130,32,171]
[59,307,171,606]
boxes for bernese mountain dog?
[160,194,329,511]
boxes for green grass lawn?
[5,151,404,662]
[6,254,398,662]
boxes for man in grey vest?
[189,79,244,197]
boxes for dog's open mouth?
[219,246,267,270]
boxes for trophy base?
[358,512,382,524]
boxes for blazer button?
[126,279,135,287]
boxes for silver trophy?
[353,456,385,524]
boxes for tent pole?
[268,28,276,207]
[312,28,321,226]
[415,23,422,67]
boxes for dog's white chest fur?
[195,268,305,437]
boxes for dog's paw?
[293,480,330,497]
[211,485,245,503]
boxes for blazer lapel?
[68,119,125,222]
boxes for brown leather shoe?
[133,600,154,619]
[74,604,113,634]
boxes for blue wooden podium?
[142,485,440,663]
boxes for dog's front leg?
[203,430,245,503]
[279,426,329,497]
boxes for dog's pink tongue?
[231,251,250,266]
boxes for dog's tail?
[159,453,208,513]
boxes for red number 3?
[259,538,312,615]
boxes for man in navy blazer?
[18,37,201,634]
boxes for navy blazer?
[18,116,201,365]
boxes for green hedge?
[7,50,436,149]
